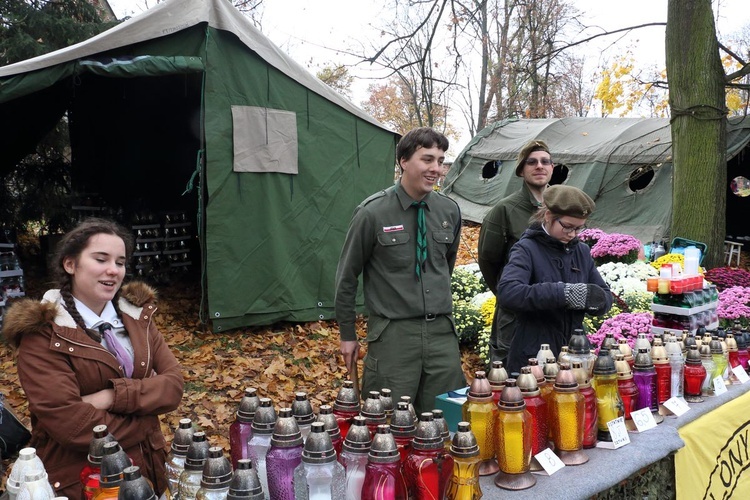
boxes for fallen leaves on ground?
[1,226,484,484]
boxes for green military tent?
[443,117,750,243]
[0,0,398,331]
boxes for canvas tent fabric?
[443,117,750,243]
[0,0,398,332]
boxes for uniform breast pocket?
[376,231,412,270]
[430,229,455,265]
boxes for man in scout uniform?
[477,140,554,365]
[335,127,467,415]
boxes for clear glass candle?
[247,398,277,499]
[339,416,371,500]
[701,344,717,396]
[293,422,346,500]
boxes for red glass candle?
[727,334,741,368]
[572,362,597,449]
[683,346,706,403]
[615,354,639,420]
[389,402,415,465]
[362,425,408,500]
[80,425,115,500]
[651,340,672,404]
[487,361,509,404]
[404,413,454,499]
[516,366,549,458]
[333,380,361,440]
[317,405,344,457]
[362,391,387,437]
[740,328,750,369]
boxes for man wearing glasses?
[478,140,553,365]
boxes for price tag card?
[535,448,565,475]
[663,397,691,416]
[606,416,630,449]
[713,376,728,396]
[631,408,658,432]
[732,365,750,384]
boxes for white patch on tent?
[231,105,298,175]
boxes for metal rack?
[0,242,26,328]
[130,211,193,280]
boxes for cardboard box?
[433,386,469,432]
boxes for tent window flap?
[231,105,298,174]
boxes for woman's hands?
[82,389,115,410]
[564,283,608,312]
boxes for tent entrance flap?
[69,72,203,214]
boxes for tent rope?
[670,104,728,122]
[194,26,210,325]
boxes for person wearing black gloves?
[497,184,612,375]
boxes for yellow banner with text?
[675,389,750,499]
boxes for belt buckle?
[425,313,437,322]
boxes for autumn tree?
[362,0,460,133]
[722,26,750,116]
[363,0,581,138]
[362,76,459,139]
[316,64,354,100]
[666,0,728,267]
[594,52,669,118]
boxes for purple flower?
[591,233,642,258]
[579,228,607,244]
[717,286,750,326]
[588,312,654,351]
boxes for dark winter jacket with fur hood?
[3,281,184,499]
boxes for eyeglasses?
[525,158,553,166]
[555,218,586,234]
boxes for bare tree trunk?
[666,0,727,267]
